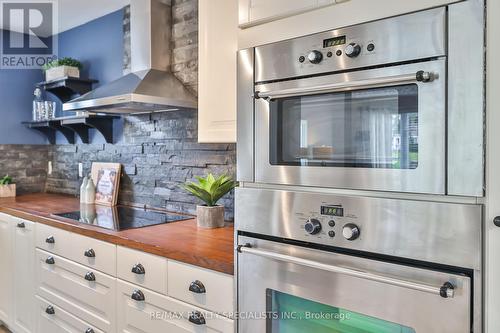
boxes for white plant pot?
[45,65,80,82]
[196,205,225,229]
[0,184,16,197]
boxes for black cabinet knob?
[494,216,500,227]
[84,249,96,258]
[45,305,55,315]
[131,289,145,302]
[85,329,95,333]
[17,222,25,228]
[189,280,206,294]
[45,256,55,265]
[131,263,146,275]
[46,236,55,244]
[84,272,96,282]
[188,311,206,325]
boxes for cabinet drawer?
[117,246,167,294]
[68,232,116,276]
[35,296,104,333]
[168,260,234,315]
[117,279,234,333]
[35,249,116,332]
[36,223,117,276]
[36,223,72,257]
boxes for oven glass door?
[270,85,418,169]
[255,59,446,194]
[267,289,415,333]
[237,236,471,333]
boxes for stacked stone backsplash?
[0,145,48,194]
[46,111,236,219]
[4,0,234,219]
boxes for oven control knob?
[307,50,323,64]
[345,43,362,58]
[342,223,360,240]
[305,219,322,235]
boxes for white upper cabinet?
[239,0,343,28]
[198,0,238,143]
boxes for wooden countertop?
[0,193,234,275]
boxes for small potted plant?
[43,57,83,82]
[0,175,15,197]
[182,173,236,228]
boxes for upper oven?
[255,59,445,194]
[237,3,485,196]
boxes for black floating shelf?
[36,76,98,103]
[23,114,117,144]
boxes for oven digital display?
[323,36,347,48]
[321,206,344,216]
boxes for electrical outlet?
[78,163,83,178]
[48,161,52,175]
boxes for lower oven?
[235,187,482,333]
[238,237,471,333]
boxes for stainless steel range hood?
[63,0,197,114]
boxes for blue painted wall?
[53,8,124,143]
[0,9,124,144]
[0,30,46,144]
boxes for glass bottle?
[32,88,44,121]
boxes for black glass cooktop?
[52,205,192,231]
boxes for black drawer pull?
[45,256,55,265]
[188,311,206,325]
[85,329,95,333]
[46,236,55,244]
[494,216,500,227]
[45,305,55,315]
[131,289,145,302]
[84,272,96,282]
[84,248,96,258]
[17,222,25,228]
[189,280,206,294]
[131,263,146,275]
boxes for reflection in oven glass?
[266,289,416,333]
[269,85,419,169]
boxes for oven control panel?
[300,204,361,242]
[254,7,446,83]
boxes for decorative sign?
[91,162,121,206]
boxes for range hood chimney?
[63,0,197,114]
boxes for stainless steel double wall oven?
[236,1,485,333]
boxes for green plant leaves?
[0,175,13,185]
[181,173,236,207]
[42,57,83,71]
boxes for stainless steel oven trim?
[447,0,485,197]
[238,245,455,298]
[237,236,473,333]
[237,48,255,182]
[255,59,446,194]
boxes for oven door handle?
[238,244,455,298]
[255,71,437,100]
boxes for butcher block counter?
[0,193,234,275]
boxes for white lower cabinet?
[117,280,234,333]
[12,218,36,333]
[35,249,116,333]
[0,213,234,333]
[0,213,14,327]
[35,296,104,333]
